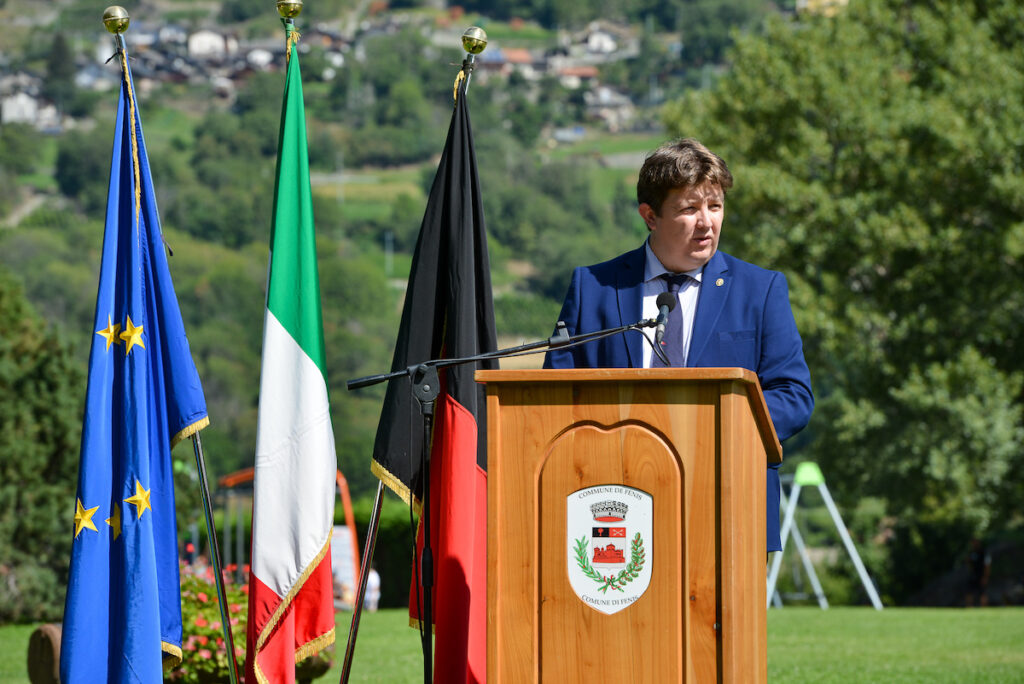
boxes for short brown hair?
[637,138,733,213]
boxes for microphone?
[654,292,676,347]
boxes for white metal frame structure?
[767,462,884,610]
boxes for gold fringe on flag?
[117,49,143,232]
[453,68,466,103]
[285,24,302,62]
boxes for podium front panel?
[482,370,770,683]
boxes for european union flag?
[60,43,208,683]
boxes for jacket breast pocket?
[718,330,756,342]
[709,329,757,369]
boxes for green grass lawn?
[769,608,1024,683]
[326,609,422,682]
[0,624,34,684]
[3,607,1022,682]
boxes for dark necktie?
[652,273,691,367]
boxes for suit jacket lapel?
[616,245,646,368]
[688,251,730,365]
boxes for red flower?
[197,636,209,646]
[197,592,209,603]
[194,616,208,628]
[198,649,212,660]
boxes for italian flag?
[246,25,336,684]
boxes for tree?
[320,26,453,166]
[218,0,263,23]
[676,0,768,67]
[44,32,76,112]
[55,130,111,216]
[0,123,42,176]
[663,0,1024,600]
[377,77,429,129]
[0,267,84,622]
[160,78,279,247]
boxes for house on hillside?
[585,28,617,54]
[1,91,62,132]
[479,46,542,81]
[246,48,275,71]
[0,71,40,98]
[75,63,119,91]
[304,26,346,50]
[114,21,159,49]
[557,65,599,90]
[159,25,189,46]
[0,72,56,129]
[574,21,637,60]
[188,30,239,60]
[1,91,38,125]
[584,85,635,132]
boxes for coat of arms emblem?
[566,485,653,614]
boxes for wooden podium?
[477,368,781,683]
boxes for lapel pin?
[716,278,724,287]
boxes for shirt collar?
[643,240,705,284]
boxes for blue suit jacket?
[544,246,814,551]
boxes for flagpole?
[99,7,239,682]
[415,364,438,683]
[190,433,240,684]
[345,319,667,675]
[246,2,339,681]
[455,27,487,99]
[339,29,490,684]
[347,325,666,679]
[339,482,385,683]
[102,6,128,55]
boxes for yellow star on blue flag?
[73,499,99,538]
[119,315,145,354]
[61,39,210,683]
[124,479,152,518]
[96,316,122,351]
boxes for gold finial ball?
[102,6,130,34]
[277,0,304,19]
[462,26,487,55]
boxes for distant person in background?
[364,564,381,612]
[333,563,353,611]
[544,138,814,554]
[965,538,991,607]
[192,553,210,578]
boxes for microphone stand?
[347,317,668,393]
[340,316,667,684]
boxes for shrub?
[168,563,333,683]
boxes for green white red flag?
[246,25,336,684]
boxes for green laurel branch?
[574,533,646,594]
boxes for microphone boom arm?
[346,318,664,391]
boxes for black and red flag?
[370,73,496,682]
